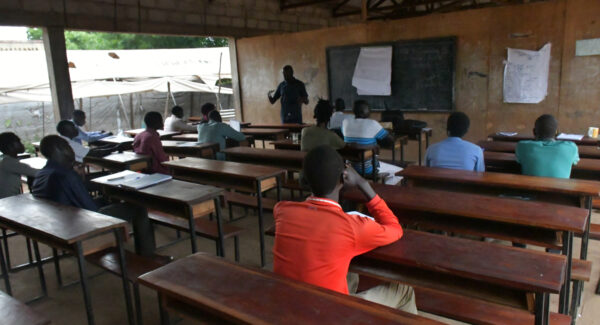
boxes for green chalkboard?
[326,37,456,112]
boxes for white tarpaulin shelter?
[0,47,232,104]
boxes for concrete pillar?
[42,27,75,122]
[228,37,244,121]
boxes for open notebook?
[104,170,172,190]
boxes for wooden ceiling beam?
[280,0,334,10]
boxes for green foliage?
[4,119,11,128]
[23,142,36,155]
[27,28,228,50]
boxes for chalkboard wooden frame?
[326,36,456,113]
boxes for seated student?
[301,99,345,152]
[197,110,246,160]
[0,132,39,199]
[57,120,121,163]
[199,103,217,124]
[132,112,170,174]
[341,100,393,175]
[72,110,111,144]
[164,105,197,132]
[32,135,156,255]
[425,112,484,171]
[273,145,416,312]
[516,114,579,178]
[328,98,351,130]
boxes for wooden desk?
[484,151,600,179]
[138,253,440,325]
[83,152,151,172]
[21,157,47,170]
[161,141,219,159]
[248,123,309,133]
[352,229,566,325]
[124,129,180,139]
[223,147,305,172]
[271,139,301,150]
[92,176,224,255]
[0,290,50,325]
[241,128,289,146]
[17,153,31,160]
[342,182,587,316]
[91,135,134,150]
[187,117,250,128]
[0,194,133,325]
[479,140,600,159]
[163,158,285,266]
[396,127,432,165]
[489,133,600,146]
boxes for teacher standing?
[268,65,309,124]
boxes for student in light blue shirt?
[516,114,579,179]
[197,110,246,160]
[72,110,111,144]
[425,112,484,172]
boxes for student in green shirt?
[515,114,579,179]
[197,110,246,160]
[301,99,346,152]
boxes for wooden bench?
[0,290,50,325]
[138,253,441,324]
[147,211,244,261]
[224,191,277,221]
[85,248,172,325]
[413,286,570,325]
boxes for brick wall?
[0,0,359,37]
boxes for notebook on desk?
[104,170,172,190]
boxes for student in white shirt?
[164,106,197,132]
[56,120,121,163]
[329,98,351,130]
[0,132,39,199]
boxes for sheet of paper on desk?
[497,132,518,136]
[177,142,201,147]
[229,120,241,132]
[557,133,584,141]
[379,161,403,185]
[347,211,375,221]
[120,173,172,190]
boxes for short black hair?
[303,145,344,197]
[144,111,163,129]
[353,100,369,118]
[447,112,470,137]
[56,120,77,136]
[534,114,558,139]
[171,105,184,118]
[313,99,334,125]
[72,110,85,119]
[40,135,69,160]
[334,98,345,112]
[201,103,216,116]
[0,132,19,154]
[283,65,293,73]
[208,110,222,123]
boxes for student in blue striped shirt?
[341,100,393,175]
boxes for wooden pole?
[361,0,368,21]
[42,27,75,122]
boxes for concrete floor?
[6,144,600,324]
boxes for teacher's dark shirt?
[272,78,308,123]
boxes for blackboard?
[326,37,456,112]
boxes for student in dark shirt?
[268,65,309,123]
[32,135,156,256]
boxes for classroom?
[1,0,600,324]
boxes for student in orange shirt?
[273,145,416,312]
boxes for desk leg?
[535,292,549,325]
[276,175,282,202]
[425,132,430,148]
[392,144,396,163]
[32,241,48,298]
[257,181,265,267]
[75,241,95,325]
[187,209,198,254]
[158,294,170,325]
[581,197,592,260]
[418,133,422,166]
[401,142,405,164]
[214,197,225,258]
[115,229,135,325]
[559,231,572,314]
[0,235,11,295]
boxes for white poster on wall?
[503,43,551,104]
[352,46,392,96]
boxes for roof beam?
[280,0,334,10]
